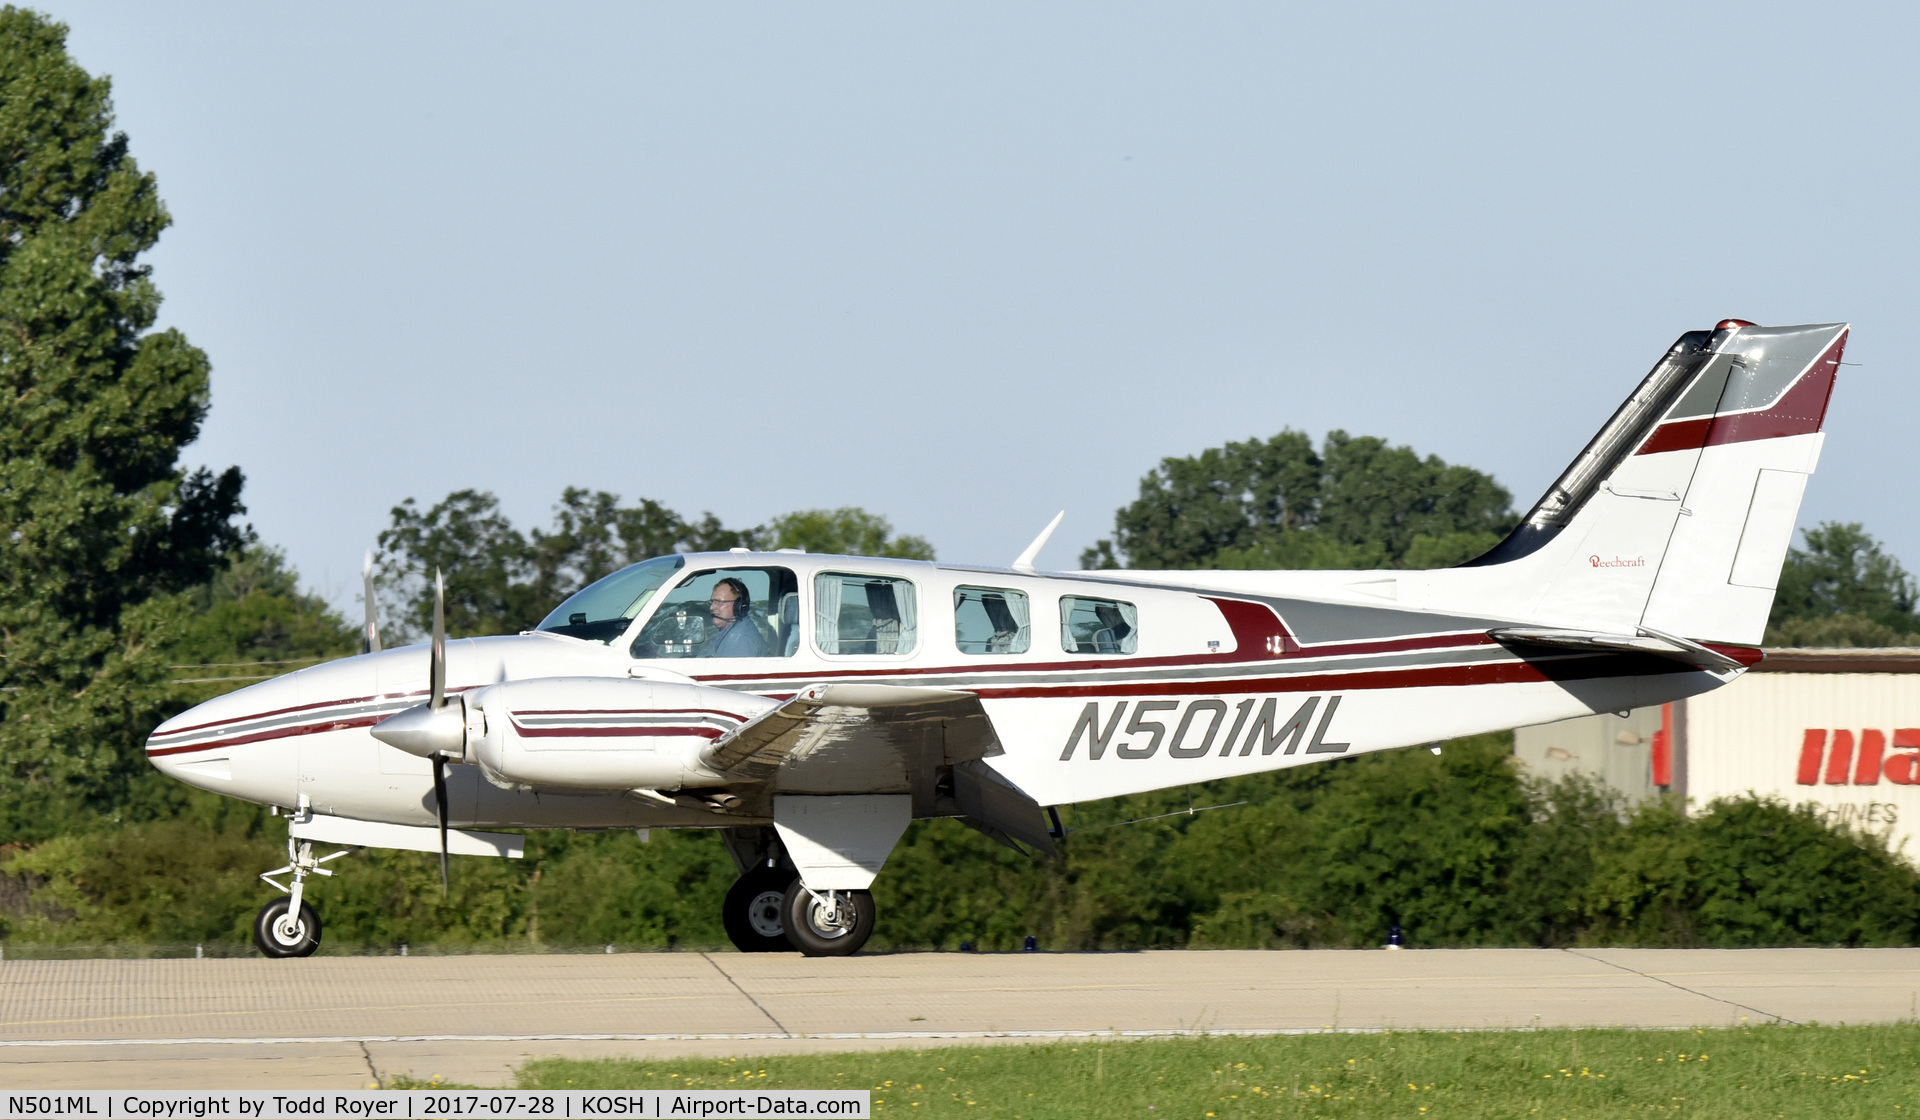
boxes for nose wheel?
[253,896,322,957]
[780,881,875,957]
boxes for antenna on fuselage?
[362,551,382,654]
[1011,511,1065,573]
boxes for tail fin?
[1462,320,1847,645]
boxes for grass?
[500,1024,1920,1118]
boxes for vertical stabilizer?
[1637,323,1846,643]
[1459,321,1846,643]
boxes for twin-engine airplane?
[149,319,1847,957]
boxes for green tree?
[0,9,244,838]
[377,490,539,639]
[761,508,934,560]
[164,544,359,704]
[376,488,758,639]
[1083,429,1514,571]
[1766,522,1920,646]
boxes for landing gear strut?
[254,835,347,958]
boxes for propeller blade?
[429,569,446,711]
[362,552,381,654]
[433,755,450,894]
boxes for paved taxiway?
[3,948,1917,1088]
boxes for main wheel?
[253,897,322,958]
[780,881,875,957]
[723,867,796,952]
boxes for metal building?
[1514,649,1920,857]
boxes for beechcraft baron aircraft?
[149,319,1846,957]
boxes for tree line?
[0,7,1916,950]
[9,737,1919,953]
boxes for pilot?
[702,578,770,657]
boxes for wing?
[702,683,1056,855]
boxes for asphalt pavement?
[2,948,1916,1088]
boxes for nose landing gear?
[254,835,349,958]
[254,895,322,957]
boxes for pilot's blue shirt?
[702,616,770,657]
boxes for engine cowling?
[462,676,776,792]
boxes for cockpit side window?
[1060,595,1138,654]
[954,586,1031,655]
[815,572,919,656]
[630,567,798,659]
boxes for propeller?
[432,747,450,893]
[429,569,449,893]
[369,570,459,894]
[362,552,382,654]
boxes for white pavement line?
[0,1026,1708,1049]
[1560,948,1798,1026]
[697,952,791,1037]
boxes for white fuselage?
[147,553,1726,830]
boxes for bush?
[6,738,1920,952]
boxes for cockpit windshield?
[535,555,685,643]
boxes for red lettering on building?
[1796,728,1920,786]
[1888,729,1920,785]
[1824,730,1855,785]
[1855,729,1886,786]
[1796,729,1827,785]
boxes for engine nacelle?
[464,676,775,792]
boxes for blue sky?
[46,3,1920,607]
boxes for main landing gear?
[781,882,875,957]
[719,867,876,956]
[722,866,797,952]
[718,826,876,957]
[254,835,349,958]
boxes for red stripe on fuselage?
[146,715,386,757]
[507,723,727,739]
[971,649,1693,700]
[510,708,746,721]
[692,619,1495,685]
[149,686,474,739]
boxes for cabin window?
[1060,595,1138,654]
[816,572,919,656]
[629,567,799,658]
[953,586,1031,655]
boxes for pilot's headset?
[714,577,752,621]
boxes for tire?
[780,881,875,957]
[723,867,796,953]
[253,897,322,958]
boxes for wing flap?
[702,682,1002,782]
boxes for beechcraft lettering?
[145,319,1849,957]
[1060,696,1350,760]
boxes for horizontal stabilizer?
[1489,626,1747,673]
